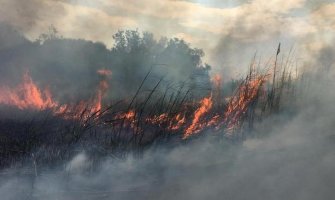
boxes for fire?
[207,114,220,127]
[222,75,266,134]
[111,110,140,132]
[145,112,186,131]
[0,72,59,110]
[122,110,136,120]
[113,110,136,124]
[169,113,186,130]
[0,67,269,140]
[56,69,112,121]
[58,69,112,120]
[55,101,93,120]
[91,69,112,114]
[91,79,109,114]
[146,113,168,126]
[0,69,112,122]
[183,96,213,139]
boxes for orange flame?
[122,110,136,120]
[90,69,111,114]
[56,70,111,120]
[169,113,186,130]
[223,75,266,134]
[147,113,168,126]
[207,114,220,127]
[112,110,140,132]
[53,69,112,121]
[0,72,59,110]
[0,70,112,122]
[0,68,269,139]
[145,112,186,131]
[92,79,108,114]
[183,96,213,139]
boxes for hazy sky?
[1,0,334,74]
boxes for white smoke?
[1,69,335,200]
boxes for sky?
[0,0,334,76]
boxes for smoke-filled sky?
[1,0,334,74]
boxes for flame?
[58,69,111,120]
[0,72,59,110]
[55,101,92,120]
[207,114,220,127]
[92,79,108,114]
[147,113,168,126]
[0,68,270,139]
[222,75,266,134]
[90,69,111,114]
[123,110,136,120]
[114,110,136,124]
[111,110,141,132]
[145,112,186,131]
[0,69,112,122]
[169,113,186,130]
[183,96,213,139]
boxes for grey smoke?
[0,0,335,199]
[1,60,335,199]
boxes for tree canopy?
[0,25,211,101]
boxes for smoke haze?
[0,0,335,199]
[1,64,335,199]
[1,0,334,74]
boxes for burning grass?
[0,53,301,167]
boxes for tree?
[36,25,61,44]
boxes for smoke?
[1,1,335,199]
[1,60,335,199]
[1,0,334,76]
[0,0,65,35]
[210,0,335,79]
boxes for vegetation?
[0,24,302,169]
